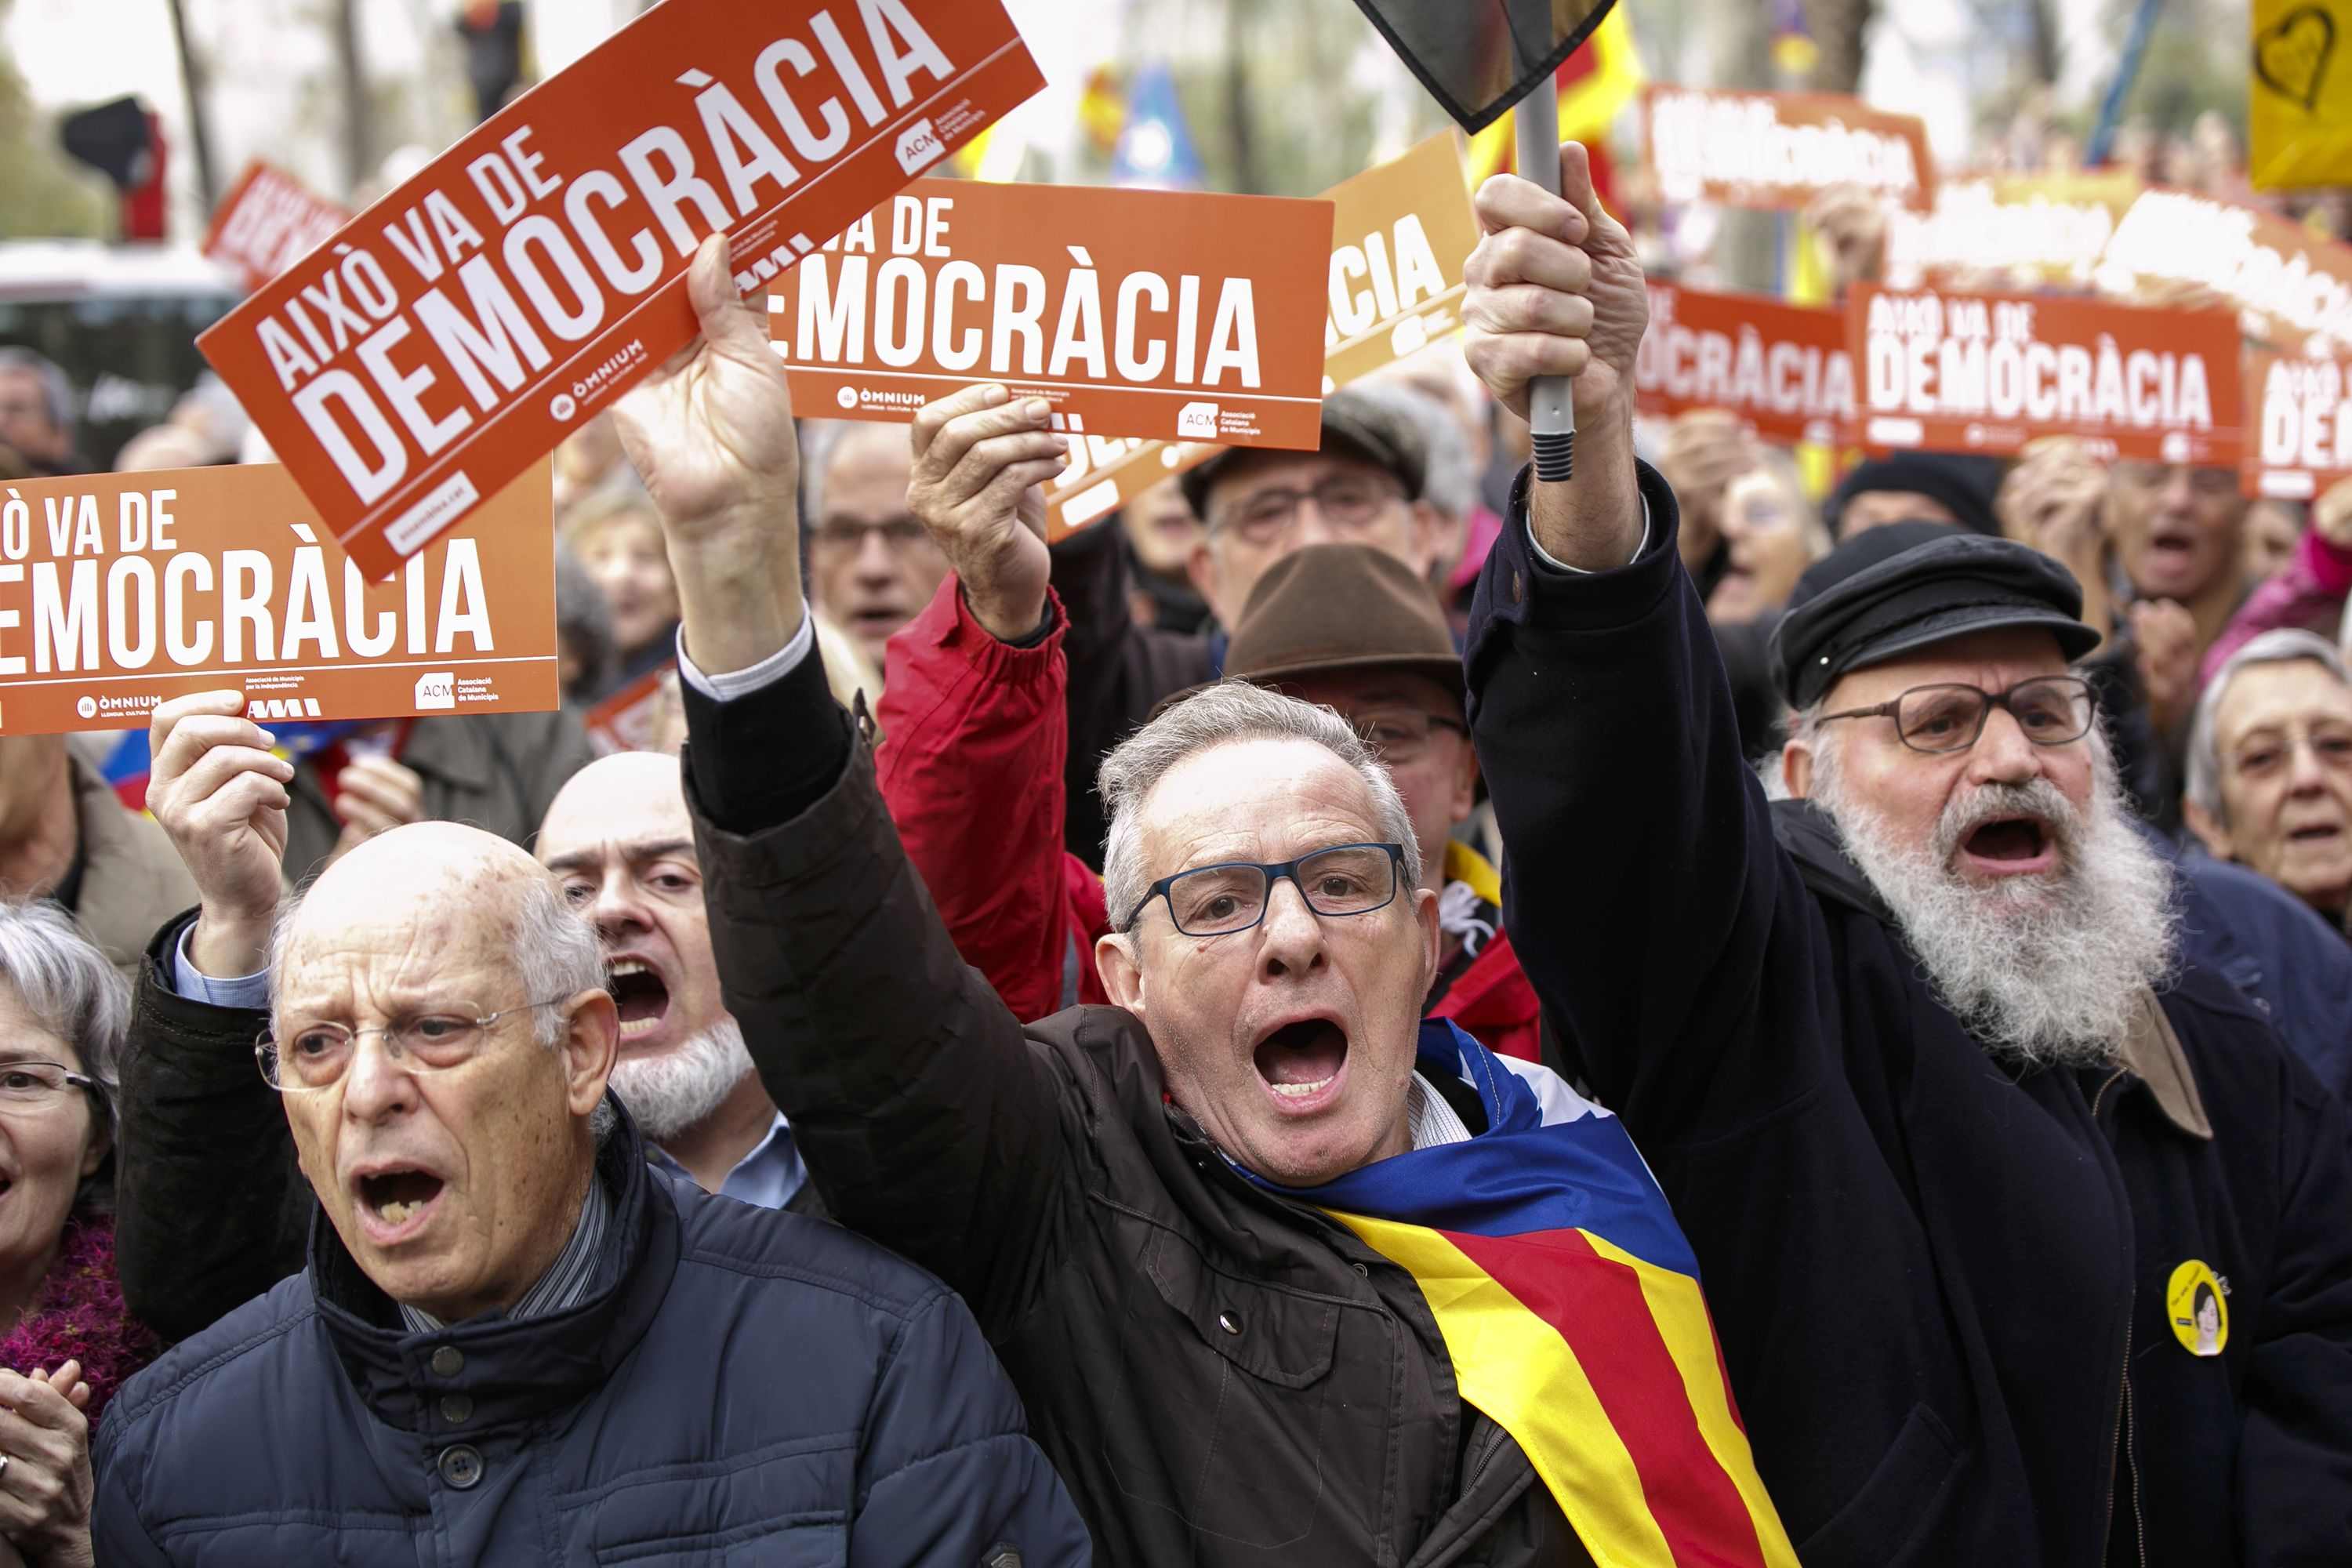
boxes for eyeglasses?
[0,1060,101,1115]
[1123,842,1406,936]
[256,997,572,1093]
[2110,462,2241,499]
[1349,710,1468,767]
[1210,475,1404,546]
[1817,676,2095,755]
[808,517,928,555]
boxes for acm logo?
[414,672,456,711]
[895,119,944,174]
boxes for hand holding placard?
[613,235,806,679]
[908,386,1062,643]
[145,690,292,978]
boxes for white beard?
[608,1016,756,1143]
[1809,735,2179,1070]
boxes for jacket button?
[1352,1261,1369,1277]
[440,1393,474,1425]
[984,1548,1024,1568]
[1218,1310,1243,1336]
[429,1345,463,1377]
[437,1444,483,1490]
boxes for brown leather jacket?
[691,735,1594,1568]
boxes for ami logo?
[247,698,325,720]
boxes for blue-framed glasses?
[1122,842,1406,936]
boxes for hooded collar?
[306,1093,681,1436]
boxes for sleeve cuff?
[1526,495,1653,575]
[676,610,815,703]
[173,926,271,1010]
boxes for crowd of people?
[0,107,2343,1565]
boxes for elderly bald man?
[114,726,810,1346]
[90,798,1087,1566]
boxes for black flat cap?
[1828,452,2003,538]
[1770,528,2102,709]
[1180,388,1427,519]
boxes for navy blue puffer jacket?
[92,1098,1091,1566]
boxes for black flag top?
[1347,0,1617,132]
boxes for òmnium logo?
[837,386,859,409]
[1178,402,1220,439]
[550,393,579,421]
[414,671,456,711]
[74,696,96,719]
[895,118,944,174]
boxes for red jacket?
[878,575,1541,1058]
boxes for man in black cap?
[1826,450,2003,539]
[1460,142,2352,1566]
[1035,387,1451,863]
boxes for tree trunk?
[164,0,218,212]
[332,0,371,197]
[2025,0,2062,84]
[1224,1,1258,194]
[1802,0,1877,93]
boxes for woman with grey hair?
[0,900,159,1568]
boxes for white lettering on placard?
[2258,358,2352,474]
[777,197,1265,390]
[1861,292,2213,433]
[1648,89,1922,206]
[0,496,495,679]
[249,0,961,502]
[1634,286,1856,424]
[2097,190,2352,354]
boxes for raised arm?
[1458,144,1829,1140]
[614,239,1080,1329]
[877,388,1106,1022]
[114,691,309,1342]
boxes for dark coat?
[112,912,822,1347]
[94,1100,1087,1566]
[1465,463,2352,1568]
[690,727,1596,1568]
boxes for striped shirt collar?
[397,1172,614,1334]
[1406,1072,1475,1149]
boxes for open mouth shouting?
[608,956,673,1047]
[352,1163,447,1244]
[1955,815,2057,878]
[1251,1014,1351,1116]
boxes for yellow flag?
[2251,0,2352,189]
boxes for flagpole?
[1512,82,1576,483]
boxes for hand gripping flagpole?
[1512,81,1576,484]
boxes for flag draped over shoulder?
[1243,1022,1798,1568]
[1346,0,1619,132]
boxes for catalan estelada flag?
[1245,1022,1796,1568]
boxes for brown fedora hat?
[1221,541,1462,693]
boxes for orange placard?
[2095,187,2352,354]
[2245,349,2352,499]
[585,659,677,753]
[198,0,1043,583]
[1642,86,1936,214]
[768,180,1331,453]
[1035,136,1479,540]
[0,463,557,736]
[202,162,354,294]
[1884,172,2141,289]
[1634,282,1854,445]
[1849,287,2244,466]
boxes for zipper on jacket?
[2088,1066,2146,1568]
[1461,1417,1511,1498]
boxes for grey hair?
[0,348,74,434]
[270,867,606,1050]
[1348,379,1475,521]
[551,540,617,698]
[1097,681,1423,929]
[2187,629,2352,826]
[0,900,127,1114]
